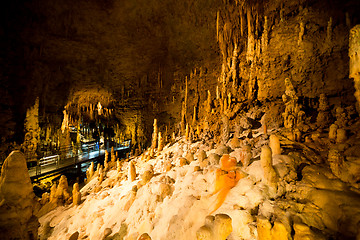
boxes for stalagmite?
[49,183,57,203]
[72,183,81,205]
[298,21,305,46]
[98,166,104,183]
[151,119,158,150]
[293,222,326,240]
[329,124,338,140]
[157,131,163,152]
[316,93,331,128]
[0,151,39,239]
[111,147,116,162]
[117,159,122,173]
[105,150,109,163]
[87,162,95,180]
[104,155,109,172]
[129,161,136,181]
[257,216,272,240]
[269,135,281,156]
[336,129,347,143]
[55,175,71,205]
[196,214,232,240]
[260,146,278,188]
[185,123,190,141]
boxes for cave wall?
[1,0,360,159]
[217,0,360,103]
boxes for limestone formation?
[0,151,39,239]
[72,183,81,205]
[334,107,348,128]
[40,192,50,205]
[196,225,212,240]
[316,94,332,128]
[157,131,164,152]
[185,151,194,163]
[349,25,360,111]
[293,222,326,240]
[129,161,137,181]
[210,155,245,213]
[208,153,220,165]
[197,150,207,162]
[55,175,71,205]
[49,183,57,203]
[282,78,304,131]
[269,135,281,156]
[336,128,347,143]
[328,149,360,185]
[104,156,109,172]
[98,165,104,183]
[138,233,151,240]
[329,124,338,140]
[88,162,95,179]
[260,146,278,188]
[239,145,252,167]
[140,165,154,186]
[196,214,232,240]
[178,157,188,167]
[23,98,40,159]
[111,147,116,162]
[117,159,122,172]
[151,119,158,150]
[229,137,241,149]
[257,216,272,240]
[198,150,209,168]
[96,163,101,176]
[221,115,230,144]
[271,220,291,240]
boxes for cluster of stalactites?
[64,102,114,125]
[217,2,269,86]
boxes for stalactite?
[327,17,333,44]
[181,101,186,135]
[185,76,188,117]
[261,16,269,52]
[206,90,212,113]
[349,25,360,112]
[231,43,239,87]
[216,10,220,42]
[298,21,305,46]
[280,7,285,23]
[216,85,220,100]
[240,6,245,37]
[192,106,197,127]
[246,6,255,62]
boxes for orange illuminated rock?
[210,154,245,214]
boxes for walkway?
[29,145,130,179]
